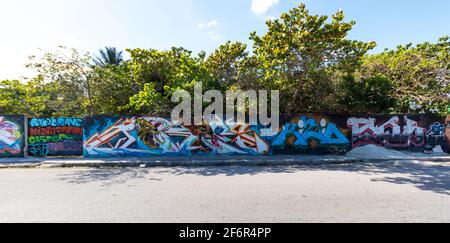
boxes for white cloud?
[198,20,221,41]
[264,15,277,21]
[251,0,280,15]
[198,20,219,29]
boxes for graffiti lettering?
[47,141,83,152]
[272,117,349,150]
[28,117,83,157]
[29,126,82,136]
[347,116,427,149]
[427,122,445,138]
[84,118,137,149]
[84,116,273,157]
[5,114,450,159]
[28,134,82,145]
[29,118,82,128]
[423,122,448,152]
[29,144,49,157]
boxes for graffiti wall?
[3,114,449,159]
[84,114,450,157]
[28,118,83,157]
[83,115,350,157]
[0,115,25,158]
[83,116,273,157]
[347,114,449,153]
[270,115,350,154]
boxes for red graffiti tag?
[29,126,82,136]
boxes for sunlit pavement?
[1,153,449,168]
[0,160,449,223]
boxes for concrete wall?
[1,114,449,158]
[83,114,450,158]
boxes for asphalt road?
[1,160,449,223]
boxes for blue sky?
[1,0,449,80]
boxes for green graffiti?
[28,134,82,145]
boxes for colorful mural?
[347,115,449,152]
[2,114,450,159]
[0,116,25,158]
[83,115,350,157]
[271,116,350,154]
[28,118,83,157]
[347,116,426,149]
[83,116,272,157]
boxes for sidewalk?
[1,153,450,168]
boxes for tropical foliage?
[94,47,124,66]
[1,4,449,117]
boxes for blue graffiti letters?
[272,117,349,149]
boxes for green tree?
[205,41,249,90]
[90,63,136,115]
[339,75,397,114]
[0,79,34,115]
[94,47,124,66]
[26,47,94,116]
[0,78,59,116]
[248,4,376,114]
[124,47,213,115]
[361,37,450,114]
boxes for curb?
[1,155,449,169]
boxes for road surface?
[1,160,449,223]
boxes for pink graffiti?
[347,116,427,148]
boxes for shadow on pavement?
[156,162,450,195]
[56,161,450,195]
[366,162,450,195]
[57,168,161,187]
[154,165,299,177]
[327,161,450,195]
